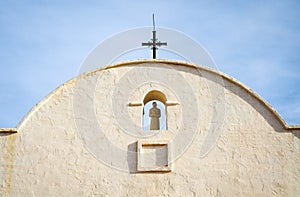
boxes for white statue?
[149,102,161,130]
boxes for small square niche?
[137,140,172,172]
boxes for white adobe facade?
[0,60,299,196]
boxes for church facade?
[1,60,299,196]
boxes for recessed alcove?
[143,90,167,131]
[137,140,172,172]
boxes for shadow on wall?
[0,133,16,137]
[171,63,300,140]
[127,142,137,173]
[220,75,299,139]
[293,130,300,139]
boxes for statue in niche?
[149,102,161,130]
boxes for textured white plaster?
[0,60,299,196]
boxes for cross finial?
[142,14,167,59]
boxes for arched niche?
[143,90,167,130]
[143,90,167,104]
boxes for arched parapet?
[3,59,298,133]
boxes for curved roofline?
[8,59,299,133]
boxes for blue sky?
[0,0,299,127]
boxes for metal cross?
[142,14,167,59]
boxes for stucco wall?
[1,60,299,196]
